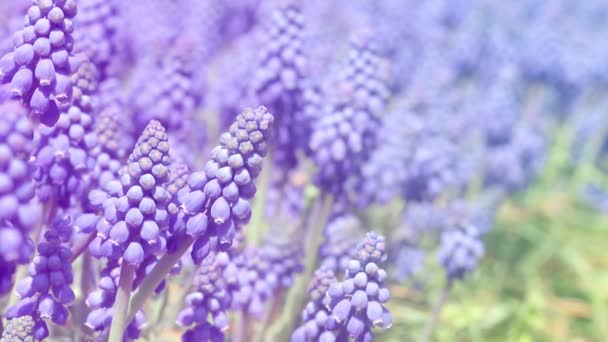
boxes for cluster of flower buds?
[322,232,392,341]
[177,253,230,341]
[0,0,79,126]
[7,216,75,341]
[93,120,172,266]
[0,101,38,295]
[309,32,390,198]
[437,224,484,281]
[176,106,274,262]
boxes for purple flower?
[94,120,172,266]
[7,216,75,340]
[310,31,391,199]
[177,253,230,341]
[323,232,392,340]
[0,0,79,127]
[176,106,274,262]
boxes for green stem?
[266,194,333,341]
[232,311,249,342]
[108,263,136,342]
[126,235,195,323]
[418,280,453,342]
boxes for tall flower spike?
[0,101,39,296]
[309,31,391,199]
[177,106,274,262]
[177,253,230,342]
[323,232,393,341]
[74,0,123,80]
[437,224,484,281]
[252,2,308,167]
[7,216,75,342]
[0,0,79,126]
[32,59,99,208]
[95,120,172,266]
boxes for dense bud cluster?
[7,216,75,341]
[94,120,172,266]
[322,232,392,341]
[177,253,230,342]
[176,106,274,262]
[0,0,79,127]
[0,101,38,296]
[437,224,484,281]
[310,33,390,197]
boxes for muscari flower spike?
[177,252,230,342]
[7,216,75,342]
[0,0,79,127]
[0,315,36,342]
[94,120,172,266]
[322,232,393,341]
[309,31,391,199]
[176,106,274,263]
[252,2,308,170]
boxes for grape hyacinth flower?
[291,267,336,342]
[0,101,39,296]
[310,32,391,198]
[177,253,230,342]
[322,232,392,341]
[32,59,99,207]
[94,120,172,266]
[251,2,308,170]
[437,224,484,281]
[6,216,75,341]
[177,106,274,262]
[0,0,79,126]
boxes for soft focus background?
[2,0,608,341]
